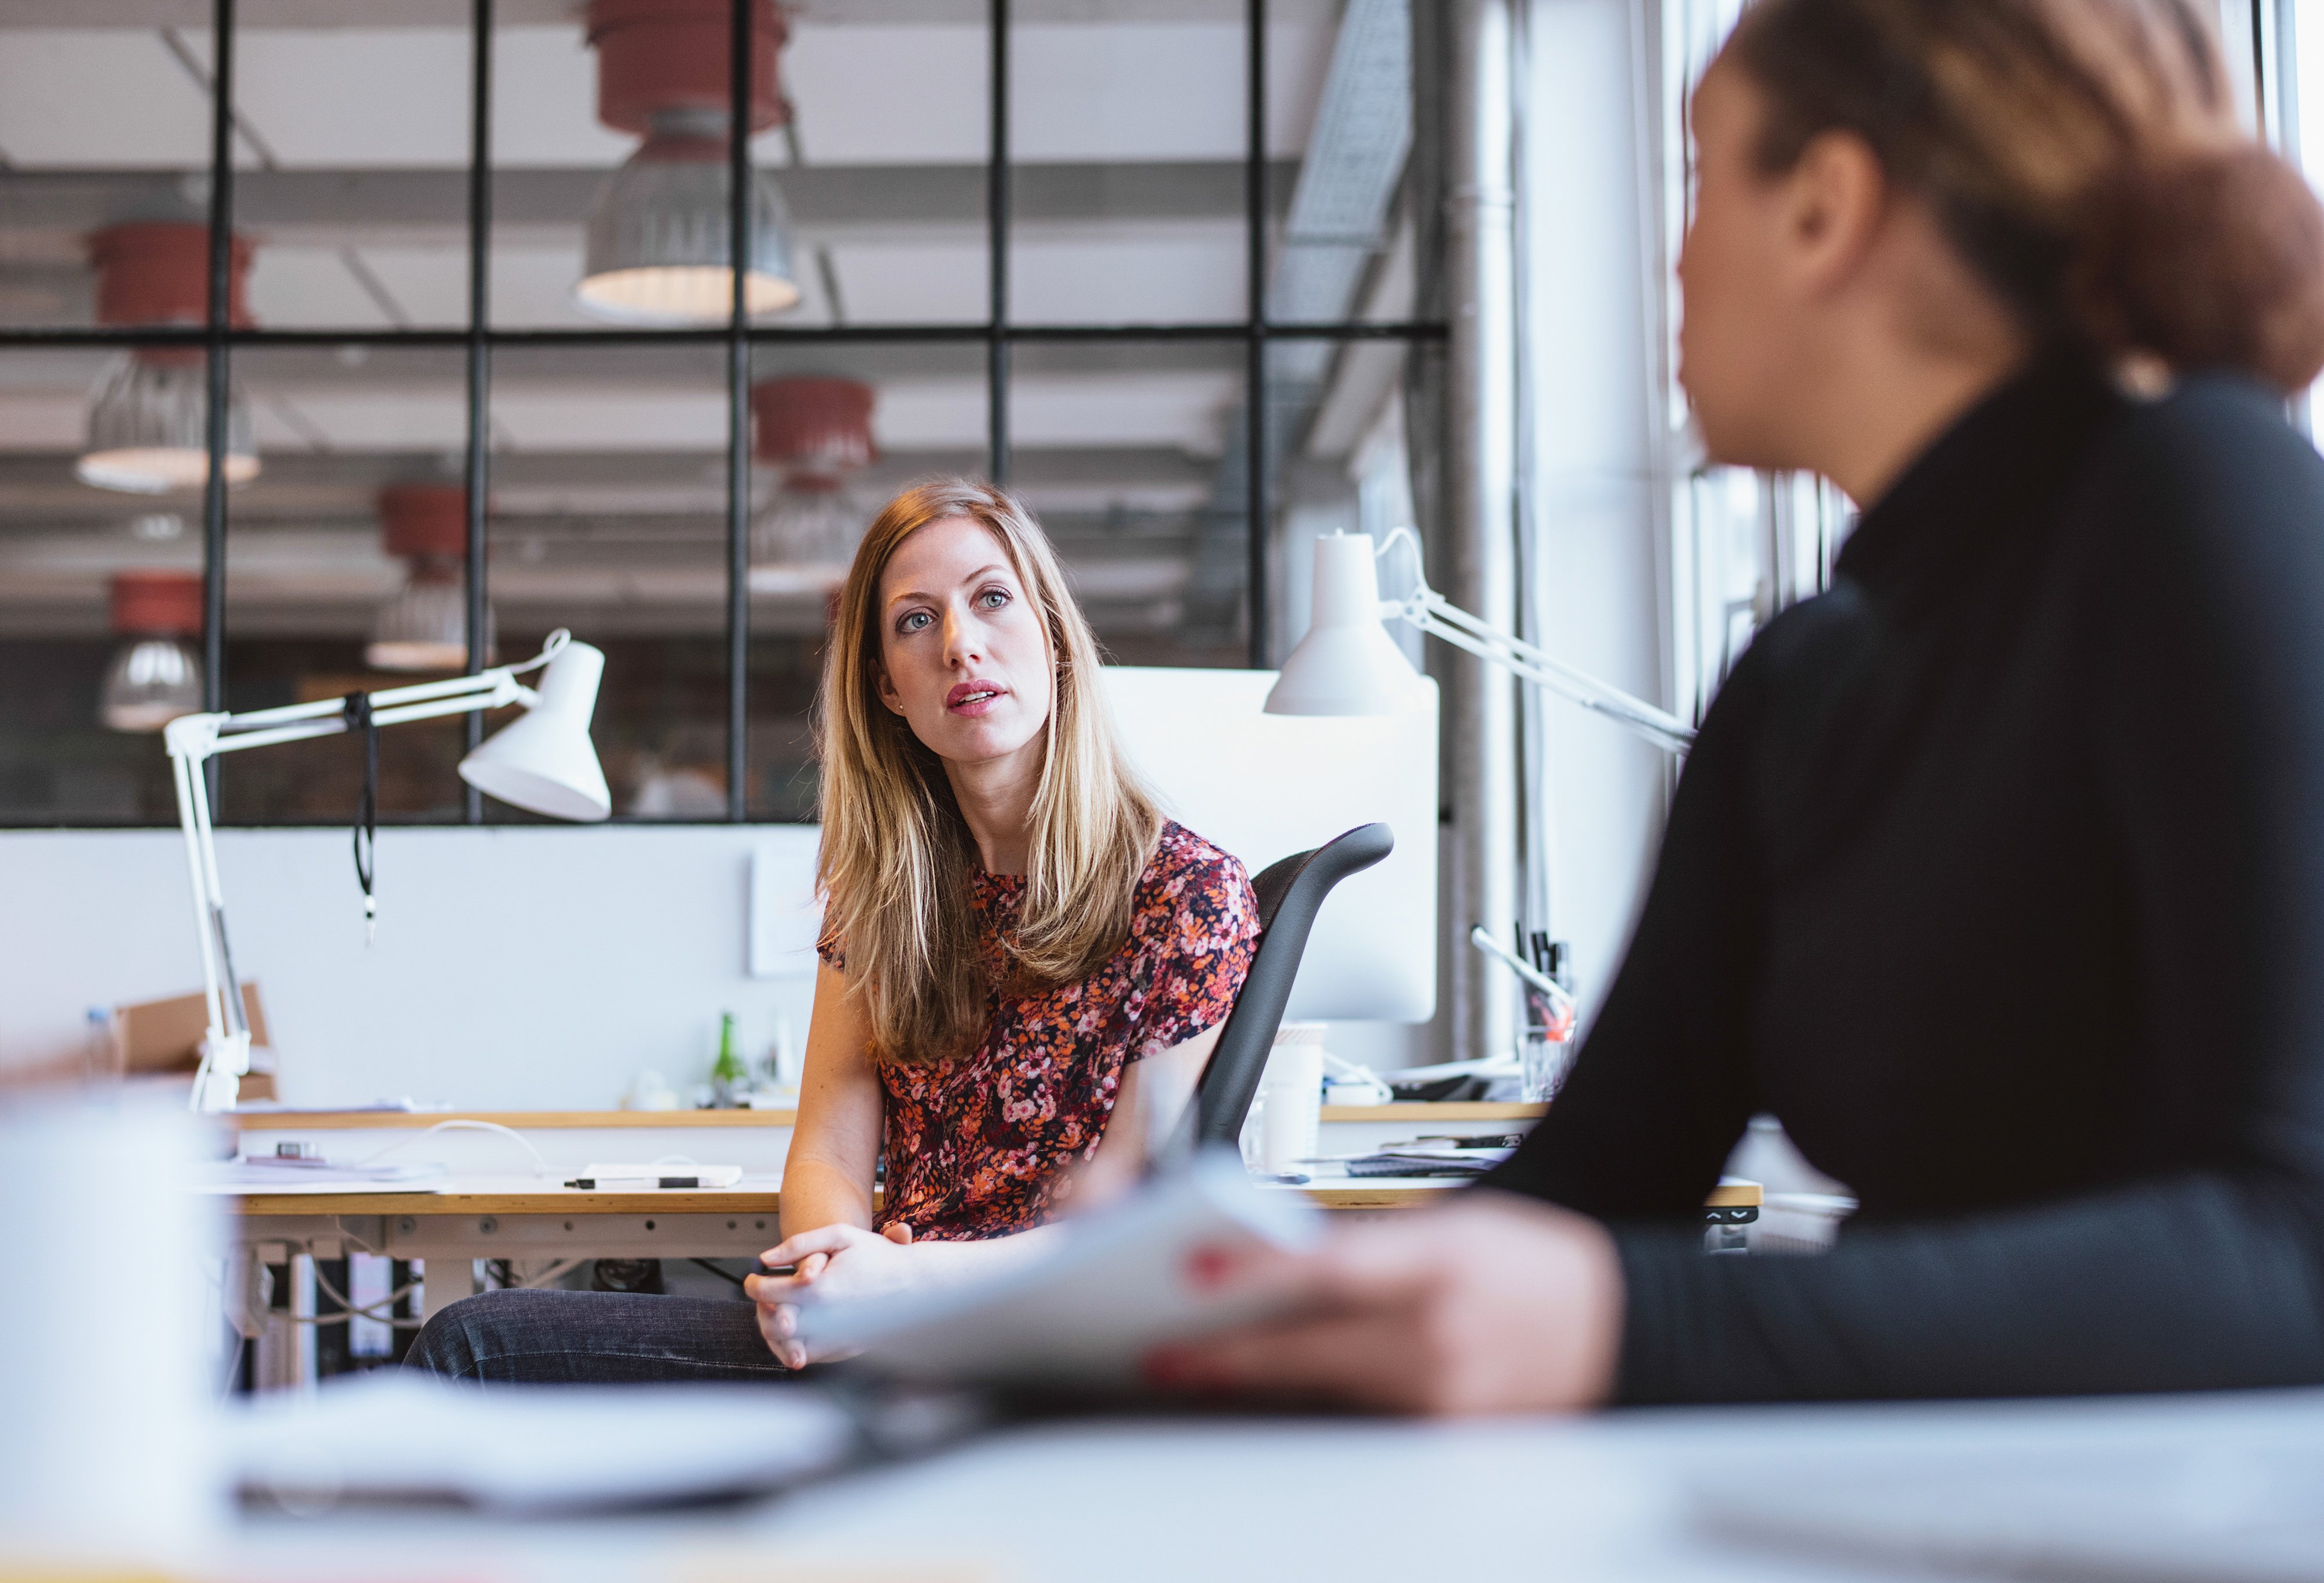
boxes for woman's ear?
[1785,127,1888,297]
[874,664,906,715]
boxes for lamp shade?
[369,484,486,672]
[458,639,612,821]
[1264,532,1432,717]
[101,570,205,731]
[747,376,876,594]
[78,353,260,495]
[78,224,261,495]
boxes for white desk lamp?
[161,629,612,1112]
[1264,528,1695,753]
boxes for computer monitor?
[1099,667,1438,1023]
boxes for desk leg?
[287,1251,318,1392]
[418,1256,475,1326]
[223,1246,267,1343]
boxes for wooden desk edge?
[228,1109,804,1130]
[235,1190,787,1216]
[234,1177,1762,1217]
[228,1101,1552,1131]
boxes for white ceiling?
[0,6,1393,638]
[0,22,1330,170]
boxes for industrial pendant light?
[576,0,800,325]
[367,483,490,672]
[748,376,876,595]
[77,224,261,495]
[100,570,205,732]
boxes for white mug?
[1257,1027,1326,1174]
[0,1094,227,1566]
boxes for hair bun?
[2072,145,2324,394]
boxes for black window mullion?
[0,322,1444,352]
[0,0,1455,833]
[988,0,1010,485]
[202,0,236,788]
[464,0,494,824]
[1245,0,1268,669]
[725,0,754,822]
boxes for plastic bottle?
[83,1008,114,1081]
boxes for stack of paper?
[229,1372,858,1512]
[797,1152,1320,1388]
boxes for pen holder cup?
[1519,1028,1573,1105]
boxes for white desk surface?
[218,1386,2324,1583]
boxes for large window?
[1658,0,1846,728]
[0,1,1441,826]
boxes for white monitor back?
[1099,667,1437,1023]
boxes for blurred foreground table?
[215,1385,2324,1583]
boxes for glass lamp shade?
[76,354,260,495]
[1264,532,1433,717]
[748,475,865,595]
[458,638,612,822]
[101,636,204,732]
[576,109,800,325]
[367,558,488,673]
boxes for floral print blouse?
[821,821,1259,1241]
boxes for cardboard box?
[112,985,278,1102]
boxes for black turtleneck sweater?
[1485,360,2324,1403]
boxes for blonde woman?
[408,480,1257,1383]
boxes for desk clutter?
[21,1085,2253,1583]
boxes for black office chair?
[1165,822,1395,1159]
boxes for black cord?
[689,1258,749,1291]
[344,691,376,942]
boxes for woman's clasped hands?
[745,1220,923,1369]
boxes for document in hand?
[795,1151,1322,1388]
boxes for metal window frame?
[5,0,1447,828]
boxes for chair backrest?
[1172,822,1396,1155]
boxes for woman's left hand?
[1141,1191,1626,1416]
[745,1222,919,1368]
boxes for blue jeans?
[405,1288,791,1383]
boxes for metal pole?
[464,0,494,823]
[988,0,1010,485]
[1446,0,1519,1065]
[202,0,236,816]
[726,0,754,821]
[1245,0,1269,669]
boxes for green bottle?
[711,1012,748,1105]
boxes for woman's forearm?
[903,1223,1064,1284]
[778,1154,876,1241]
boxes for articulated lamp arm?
[161,631,598,1112]
[1374,528,1696,754]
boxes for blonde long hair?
[816,478,1162,1063]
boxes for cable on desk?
[345,1118,555,1178]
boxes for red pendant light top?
[87,223,253,329]
[378,484,474,560]
[587,0,788,137]
[751,377,877,475]
[109,569,204,637]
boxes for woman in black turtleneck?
[1149,0,2324,1412]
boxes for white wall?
[1521,0,1672,1013]
[0,825,819,1109]
[2,812,1433,1106]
